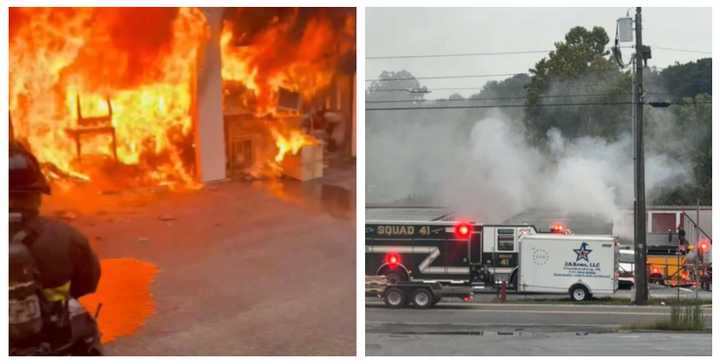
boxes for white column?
[194,8,226,183]
[352,73,356,158]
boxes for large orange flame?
[10,8,208,189]
[220,8,354,175]
[220,9,350,114]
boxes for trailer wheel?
[383,287,407,308]
[569,285,589,302]
[411,288,433,309]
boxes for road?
[366,301,712,355]
[43,161,356,355]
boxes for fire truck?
[365,220,541,306]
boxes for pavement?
[367,331,712,356]
[43,159,356,355]
[366,300,712,355]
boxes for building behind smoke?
[504,206,712,249]
[612,205,712,248]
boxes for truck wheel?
[383,287,407,308]
[570,285,589,302]
[411,288,433,309]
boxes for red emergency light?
[698,239,711,254]
[454,222,473,240]
[549,223,567,234]
[385,252,401,268]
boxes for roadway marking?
[366,320,620,328]
[367,306,711,317]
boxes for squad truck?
[365,220,540,307]
[366,220,537,284]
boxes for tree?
[471,73,530,101]
[366,70,427,103]
[448,93,464,101]
[525,26,630,143]
[648,93,712,205]
[659,58,712,100]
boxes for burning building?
[9,7,356,191]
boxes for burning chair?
[65,94,118,162]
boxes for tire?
[385,271,407,284]
[570,285,589,302]
[411,288,433,309]
[383,287,407,308]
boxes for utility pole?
[633,6,649,305]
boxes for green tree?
[659,58,712,100]
[366,70,427,103]
[525,26,631,143]
[649,94,712,205]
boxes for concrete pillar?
[194,8,226,183]
[352,73,356,158]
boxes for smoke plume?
[366,110,691,223]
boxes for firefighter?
[678,227,689,255]
[9,141,101,352]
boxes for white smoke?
[366,111,691,224]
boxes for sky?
[366,7,712,99]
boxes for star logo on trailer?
[574,242,592,262]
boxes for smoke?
[366,110,691,223]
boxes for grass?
[621,303,707,332]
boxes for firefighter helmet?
[9,142,50,195]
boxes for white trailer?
[517,234,619,301]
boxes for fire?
[220,8,354,177]
[220,8,355,114]
[9,8,209,189]
[270,127,318,163]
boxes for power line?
[366,100,710,111]
[366,92,636,104]
[367,101,633,111]
[365,73,518,82]
[369,86,492,92]
[653,46,712,55]
[366,89,671,97]
[365,45,710,61]
[366,50,553,60]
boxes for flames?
[9,7,354,189]
[270,127,318,163]
[10,7,208,189]
[220,7,355,115]
[220,8,354,172]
